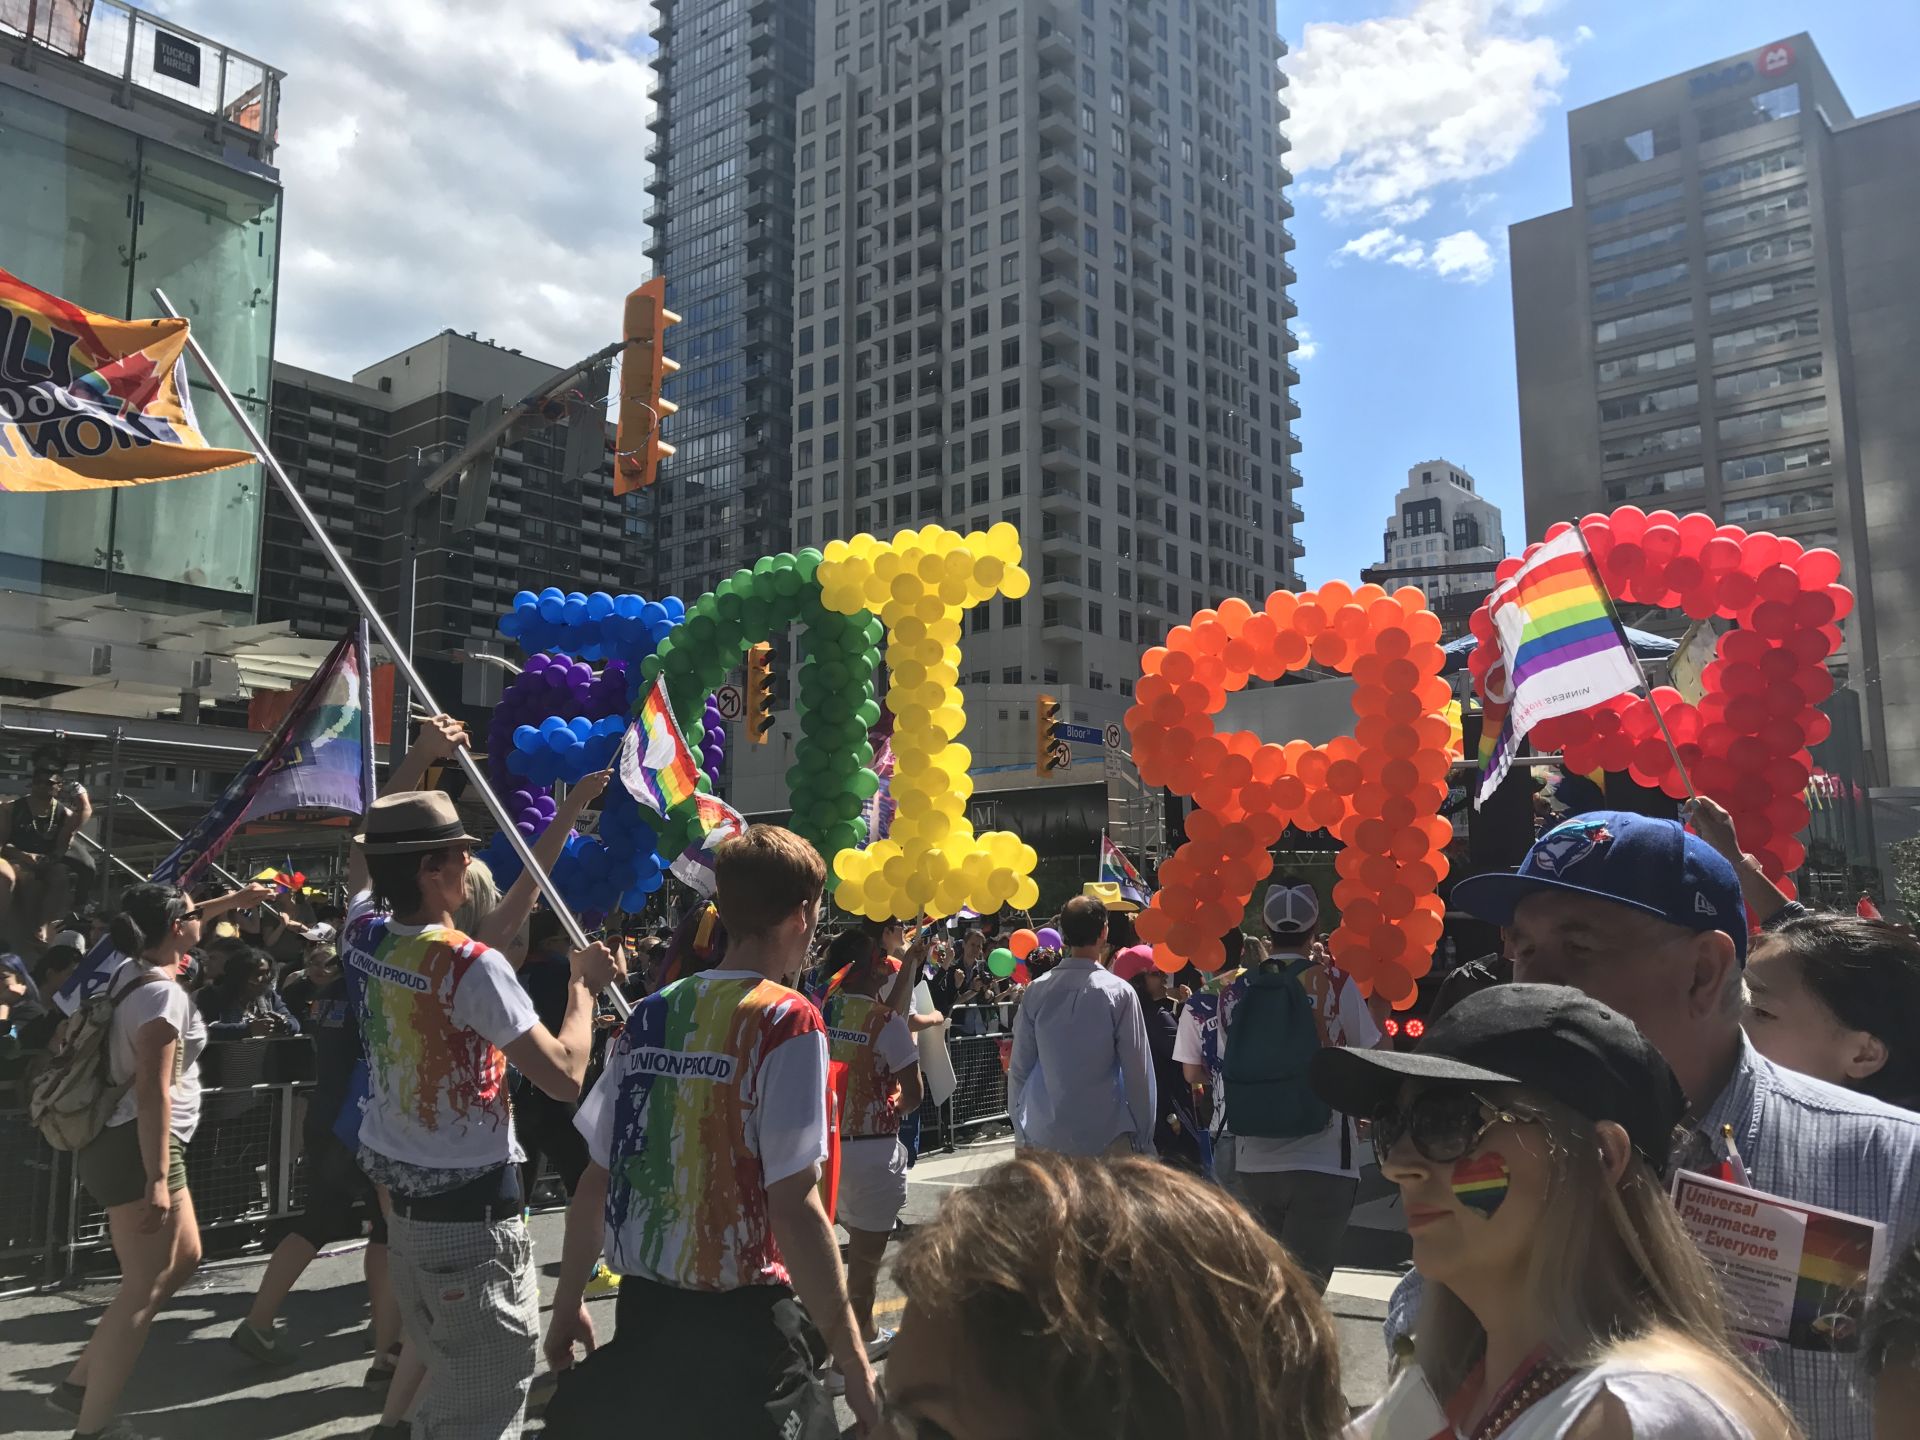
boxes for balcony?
[1040,476,1083,513]
[1038,146,1076,187]
[1040,396,1082,431]
[1039,185,1077,226]
[1039,227,1078,267]
[1038,106,1076,144]
[1039,309,1080,348]
[1037,25,1072,64]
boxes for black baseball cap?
[1451,811,1749,965]
[1310,984,1687,1171]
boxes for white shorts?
[835,1135,908,1233]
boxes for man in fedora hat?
[341,716,621,1439]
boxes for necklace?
[1458,1350,1578,1440]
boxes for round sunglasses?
[1368,1089,1540,1169]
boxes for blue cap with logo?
[1452,811,1749,965]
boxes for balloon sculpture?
[477,528,1037,924]
[1468,507,1851,898]
[1126,585,1455,1007]
[818,523,1040,919]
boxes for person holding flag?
[542,826,879,1434]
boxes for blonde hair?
[892,1153,1348,1440]
[453,856,500,933]
[1414,1097,1799,1437]
[713,825,824,939]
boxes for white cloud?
[1574,24,1596,44]
[1338,227,1409,262]
[1287,0,1568,220]
[1378,198,1433,226]
[156,0,655,377]
[1294,324,1319,362]
[1428,229,1499,282]
[1387,243,1430,269]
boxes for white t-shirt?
[1349,1361,1756,1440]
[575,970,829,1289]
[1172,960,1382,1177]
[343,894,540,1173]
[106,967,208,1142]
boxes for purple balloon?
[1036,927,1063,950]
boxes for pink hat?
[1111,944,1158,983]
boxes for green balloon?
[988,948,1017,978]
[852,770,881,799]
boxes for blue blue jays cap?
[1452,811,1748,965]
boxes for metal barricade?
[0,1078,63,1294]
[913,1003,1014,1145]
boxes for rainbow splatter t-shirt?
[575,970,828,1291]
[821,991,919,1139]
[343,896,539,1175]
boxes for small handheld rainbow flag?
[1098,833,1148,907]
[670,790,751,898]
[1476,529,1641,808]
[1474,684,1516,807]
[617,675,705,821]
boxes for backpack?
[26,966,166,1152]
[1219,958,1332,1141]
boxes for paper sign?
[1671,1169,1885,1352]
[1359,1364,1453,1440]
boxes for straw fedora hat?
[354,791,480,855]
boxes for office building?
[637,0,815,603]
[1511,33,1920,786]
[260,331,635,714]
[784,0,1303,778]
[1,5,280,621]
[1377,458,1505,604]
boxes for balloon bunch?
[817,524,1039,919]
[1126,586,1453,1006]
[498,656,632,788]
[643,551,883,869]
[500,587,686,664]
[699,693,726,788]
[1469,508,1851,896]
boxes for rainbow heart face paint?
[1451,1152,1512,1217]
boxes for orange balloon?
[1010,928,1038,959]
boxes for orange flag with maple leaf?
[0,266,255,492]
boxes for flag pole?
[113,792,249,889]
[150,290,628,1015]
[1568,521,1699,803]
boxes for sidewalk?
[0,1143,1398,1437]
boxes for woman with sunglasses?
[1314,984,1798,1440]
[53,879,271,1439]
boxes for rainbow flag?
[1474,685,1517,807]
[670,790,751,898]
[1479,529,1641,805]
[0,267,256,492]
[1099,833,1148,907]
[617,675,706,821]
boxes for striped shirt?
[1384,1034,1920,1440]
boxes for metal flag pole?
[152,289,629,1017]
[1568,521,1700,803]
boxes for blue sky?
[1285,1,1920,588]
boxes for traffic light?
[1035,693,1069,777]
[745,642,775,745]
[614,276,680,496]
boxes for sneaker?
[582,1262,621,1299]
[865,1327,897,1362]
[228,1318,300,1366]
[365,1425,410,1439]
[74,1423,154,1440]
[46,1380,85,1416]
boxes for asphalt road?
[0,1134,1402,1438]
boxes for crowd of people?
[13,710,1920,1439]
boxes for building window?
[1714,355,1823,402]
[1711,311,1819,363]
[1723,484,1832,524]
[1589,221,1686,266]
[1592,261,1688,307]
[1586,181,1685,227]
[1705,227,1812,277]
[1696,83,1801,144]
[1600,423,1701,465]
[1582,118,1680,177]
[1716,397,1828,446]
[1594,300,1693,346]
[1708,267,1817,317]
[1598,381,1698,425]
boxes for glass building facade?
[0,19,281,617]
[638,0,815,604]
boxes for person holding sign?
[1319,985,1796,1440]
[1416,811,1920,1440]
